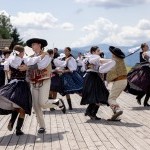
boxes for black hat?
[109,46,125,59]
[26,38,48,48]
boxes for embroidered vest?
[106,58,127,82]
[28,53,52,84]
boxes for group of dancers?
[0,38,150,136]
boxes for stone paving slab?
[0,91,150,150]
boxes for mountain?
[59,43,142,66]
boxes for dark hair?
[90,46,99,54]
[47,49,54,55]
[13,45,24,53]
[141,43,147,50]
[65,47,71,52]
[54,47,58,51]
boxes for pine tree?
[0,12,12,39]
[10,28,24,49]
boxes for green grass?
[126,66,132,73]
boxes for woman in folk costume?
[80,46,116,120]
[0,45,47,135]
[0,50,6,87]
[127,44,150,106]
[26,38,66,134]
[106,46,127,121]
[48,49,61,100]
[53,47,83,110]
[126,43,150,107]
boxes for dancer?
[0,45,47,135]
[81,46,115,120]
[107,46,127,121]
[26,38,66,133]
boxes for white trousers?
[31,79,58,128]
[108,79,127,110]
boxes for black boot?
[144,93,150,107]
[85,104,95,116]
[8,110,18,131]
[67,99,73,110]
[91,105,101,120]
[16,118,24,136]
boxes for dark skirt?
[0,65,5,87]
[60,71,83,96]
[127,62,150,93]
[77,66,85,77]
[80,72,109,105]
[0,80,32,115]
[50,72,62,93]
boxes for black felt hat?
[109,46,125,59]
[26,38,47,48]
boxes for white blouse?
[53,56,77,71]
[143,51,150,62]
[4,55,50,71]
[83,54,116,73]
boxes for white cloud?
[75,0,149,8]
[0,10,10,17]
[137,19,150,30]
[71,17,150,47]
[11,12,58,29]
[60,22,74,30]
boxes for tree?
[0,12,12,39]
[10,28,25,49]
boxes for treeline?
[0,12,25,49]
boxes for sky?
[1,0,150,49]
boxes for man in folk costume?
[26,38,66,133]
[106,46,127,121]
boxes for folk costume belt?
[113,75,127,81]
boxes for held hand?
[18,65,28,71]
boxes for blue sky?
[1,0,150,49]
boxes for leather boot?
[16,118,24,136]
[8,110,18,131]
[91,105,101,120]
[85,104,95,116]
[144,93,150,107]
[67,99,73,110]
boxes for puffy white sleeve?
[3,59,10,71]
[142,51,150,62]
[67,57,77,71]
[99,59,116,73]
[9,56,22,69]
[37,55,51,70]
[53,58,67,68]
[24,56,42,66]
[88,55,100,65]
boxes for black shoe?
[59,99,66,114]
[67,99,73,110]
[38,128,45,134]
[136,98,141,105]
[16,130,24,136]
[50,108,55,111]
[144,103,150,107]
[89,115,101,120]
